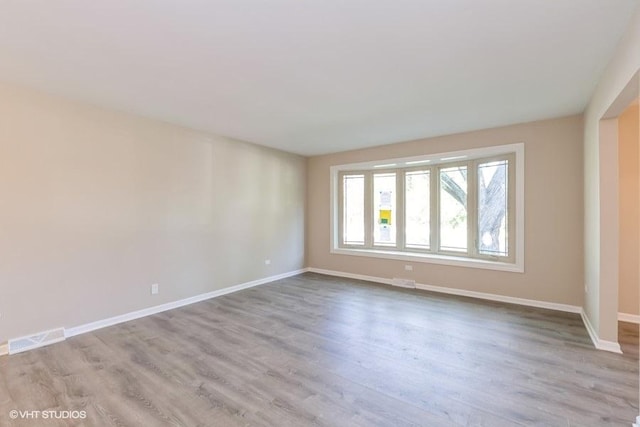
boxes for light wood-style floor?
[1,273,638,426]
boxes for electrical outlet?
[265,259,271,265]
[151,284,159,295]
[404,265,413,271]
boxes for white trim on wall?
[580,309,623,353]
[308,267,626,354]
[414,282,581,313]
[618,312,640,324]
[308,267,394,286]
[4,268,627,356]
[66,268,307,338]
[0,269,307,356]
[307,267,580,313]
[329,248,524,272]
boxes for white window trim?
[329,143,525,273]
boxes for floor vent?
[8,328,65,355]
[391,278,416,289]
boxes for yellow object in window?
[379,209,391,225]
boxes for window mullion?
[432,165,439,253]
[468,160,478,258]
[396,170,405,250]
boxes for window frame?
[435,160,471,257]
[402,166,433,252]
[338,172,367,247]
[330,143,524,273]
[472,154,515,263]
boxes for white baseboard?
[5,267,626,357]
[581,309,623,354]
[414,282,581,313]
[308,267,393,286]
[618,312,640,324]
[65,268,306,338]
[307,267,580,313]
[307,267,628,354]
[0,269,306,357]
[581,309,600,349]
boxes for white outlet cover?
[404,265,413,271]
[151,284,159,295]
[265,260,271,265]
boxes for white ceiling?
[0,1,637,156]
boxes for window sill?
[330,247,524,273]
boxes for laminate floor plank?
[193,284,637,410]
[0,273,637,426]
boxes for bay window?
[332,144,524,272]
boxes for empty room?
[1,1,639,426]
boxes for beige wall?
[307,115,584,306]
[618,103,639,316]
[583,4,640,342]
[0,83,306,344]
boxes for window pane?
[405,170,430,248]
[343,175,365,245]
[478,160,508,256]
[439,166,467,252]
[373,173,396,246]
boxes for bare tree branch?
[441,172,466,208]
